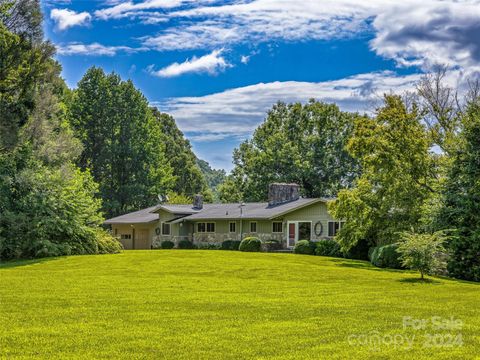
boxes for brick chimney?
[268,183,300,206]
[193,194,203,209]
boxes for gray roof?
[104,206,159,224]
[172,198,325,221]
[104,198,329,224]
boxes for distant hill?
[196,159,226,195]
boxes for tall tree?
[329,95,436,250]
[70,69,174,217]
[227,100,359,201]
[0,0,119,260]
[437,100,480,281]
[151,108,212,201]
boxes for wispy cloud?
[50,8,91,30]
[56,42,146,56]
[94,0,186,20]
[157,71,424,136]
[148,49,230,77]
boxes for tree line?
[219,69,480,282]
[0,0,219,259]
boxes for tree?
[151,108,212,200]
[397,231,447,279]
[437,100,480,281]
[70,69,175,217]
[228,100,359,201]
[0,0,119,260]
[196,158,226,198]
[217,176,244,203]
[329,95,436,250]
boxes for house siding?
[115,200,337,250]
[281,201,334,241]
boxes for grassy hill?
[1,251,479,359]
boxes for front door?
[287,222,312,248]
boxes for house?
[104,183,343,250]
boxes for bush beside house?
[294,240,317,255]
[315,239,342,258]
[239,237,262,252]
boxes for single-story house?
[104,183,344,250]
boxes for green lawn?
[1,251,479,359]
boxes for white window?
[272,222,283,233]
[120,234,132,240]
[162,223,171,235]
[328,221,345,237]
[250,222,257,233]
[229,222,236,233]
[197,222,215,233]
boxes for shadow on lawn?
[330,258,405,274]
[0,257,58,269]
[398,277,442,285]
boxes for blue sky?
[41,0,480,171]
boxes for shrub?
[178,239,196,249]
[221,240,241,250]
[239,237,261,252]
[369,244,402,269]
[229,240,242,251]
[160,240,175,249]
[342,238,371,260]
[294,240,316,255]
[96,229,123,254]
[397,231,447,279]
[315,239,342,257]
[262,239,282,252]
[197,243,221,250]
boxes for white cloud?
[148,49,230,77]
[95,0,187,20]
[240,55,250,64]
[50,8,91,30]
[370,1,480,74]
[157,71,423,136]
[56,42,145,56]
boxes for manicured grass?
[1,251,479,359]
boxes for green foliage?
[217,176,244,203]
[0,156,119,259]
[397,231,447,279]
[262,239,282,252]
[166,192,192,205]
[70,69,175,218]
[0,3,55,149]
[341,238,371,260]
[197,158,226,200]
[294,240,316,255]
[221,240,241,250]
[238,237,261,252]
[160,240,174,249]
[228,100,359,201]
[0,4,117,260]
[315,239,342,258]
[369,244,403,269]
[437,101,480,281]
[178,239,196,249]
[329,95,436,250]
[151,108,211,201]
[196,243,221,250]
[96,229,123,254]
